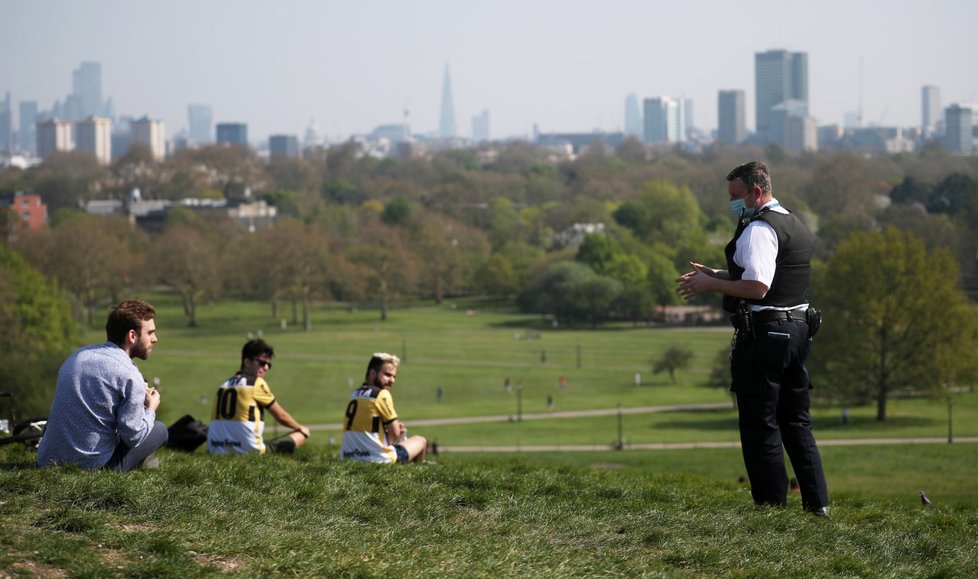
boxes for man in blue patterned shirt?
[38,299,169,472]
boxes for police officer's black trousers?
[731,318,829,510]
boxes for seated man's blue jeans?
[104,421,169,472]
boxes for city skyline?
[2,0,977,144]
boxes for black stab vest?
[722,208,812,313]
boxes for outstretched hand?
[676,262,716,301]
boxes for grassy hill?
[6,296,976,575]
[2,445,976,577]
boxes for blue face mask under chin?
[729,198,755,218]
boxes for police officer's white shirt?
[733,199,807,312]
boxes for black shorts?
[394,444,409,464]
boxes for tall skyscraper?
[0,92,12,154]
[755,49,808,142]
[72,62,103,120]
[19,101,38,155]
[624,93,643,138]
[36,119,73,159]
[643,96,682,144]
[438,64,457,139]
[471,109,490,142]
[717,90,746,146]
[216,123,248,147]
[269,135,300,159]
[188,104,213,145]
[922,85,941,138]
[944,104,974,153]
[681,97,694,140]
[131,116,167,161]
[75,117,113,165]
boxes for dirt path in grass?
[306,402,978,451]
[307,401,733,431]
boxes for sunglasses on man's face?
[253,358,272,370]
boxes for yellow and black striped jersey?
[340,384,399,463]
[207,373,276,455]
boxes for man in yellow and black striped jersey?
[340,353,427,464]
[207,339,311,455]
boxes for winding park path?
[307,402,978,452]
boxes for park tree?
[410,212,489,303]
[813,227,978,421]
[16,214,141,326]
[156,224,222,327]
[575,233,621,274]
[277,223,337,330]
[0,244,78,416]
[346,224,420,321]
[927,173,977,215]
[519,260,621,326]
[800,153,880,220]
[474,253,518,298]
[619,180,710,271]
[652,345,694,384]
[30,151,106,214]
[186,145,270,202]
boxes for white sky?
[2,0,976,143]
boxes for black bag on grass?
[166,414,208,452]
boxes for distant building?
[75,117,112,164]
[472,109,490,142]
[717,90,746,145]
[755,49,808,142]
[18,101,38,155]
[438,64,457,138]
[216,122,248,147]
[783,114,818,153]
[0,92,13,155]
[111,115,134,159]
[131,116,166,161]
[268,134,300,159]
[643,96,683,144]
[187,104,213,145]
[921,85,941,138]
[72,62,104,120]
[945,104,975,154]
[536,132,625,155]
[681,97,694,138]
[36,119,73,159]
[85,195,276,233]
[770,99,809,150]
[624,93,643,138]
[0,191,47,230]
[552,222,605,248]
[304,118,323,148]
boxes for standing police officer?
[677,161,829,516]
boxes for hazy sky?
[3,0,976,144]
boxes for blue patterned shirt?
[37,342,156,470]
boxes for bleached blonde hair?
[365,352,400,380]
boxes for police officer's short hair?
[727,161,772,194]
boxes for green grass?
[90,294,735,426]
[9,295,972,575]
[2,444,976,577]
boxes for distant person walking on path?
[341,353,427,464]
[38,299,168,472]
[207,339,310,455]
[676,161,829,516]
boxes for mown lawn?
[2,444,976,577]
